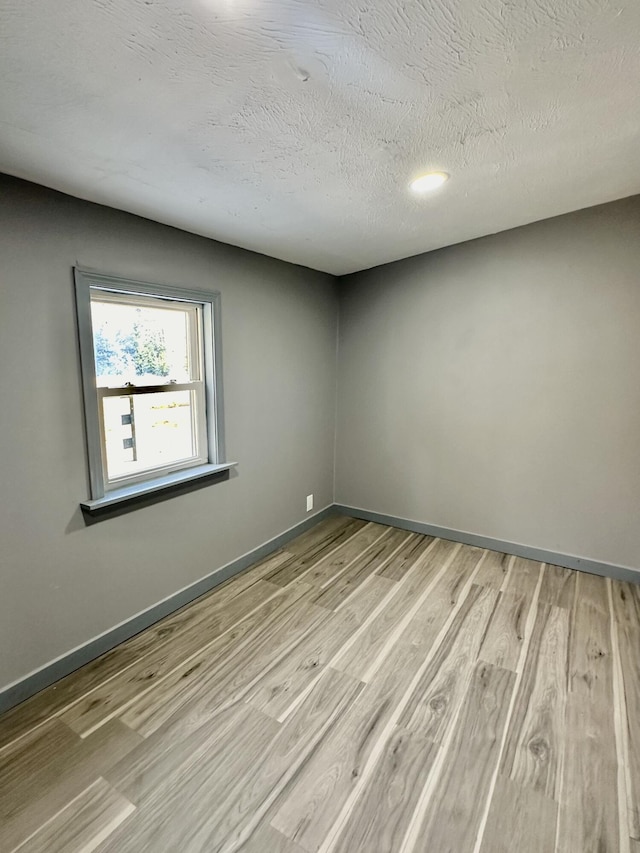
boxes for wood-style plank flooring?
[1,515,639,852]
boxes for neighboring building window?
[75,270,227,504]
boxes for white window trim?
[74,268,235,510]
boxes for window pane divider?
[97,381,201,398]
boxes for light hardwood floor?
[1,515,639,852]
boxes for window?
[75,270,233,511]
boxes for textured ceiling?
[1,0,639,275]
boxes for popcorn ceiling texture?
[1,0,639,274]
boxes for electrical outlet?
[306,494,314,512]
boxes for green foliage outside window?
[94,322,169,378]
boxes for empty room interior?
[1,1,640,851]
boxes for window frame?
[74,268,228,505]
[92,289,208,489]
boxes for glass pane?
[103,390,198,481]
[91,295,197,388]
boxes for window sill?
[80,462,238,516]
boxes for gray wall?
[0,175,338,691]
[335,197,640,572]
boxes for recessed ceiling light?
[410,171,449,194]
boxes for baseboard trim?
[0,505,337,716]
[335,504,640,584]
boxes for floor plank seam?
[0,567,291,753]
[220,671,366,853]
[277,573,403,723]
[358,542,463,684]
[327,537,443,681]
[333,532,415,611]
[608,578,633,853]
[284,523,379,589]
[393,555,507,853]
[498,556,516,593]
[273,545,435,725]
[471,562,544,853]
[313,546,486,853]
[9,776,136,853]
[64,581,295,739]
[135,593,332,736]
[317,527,395,591]
[474,587,505,663]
